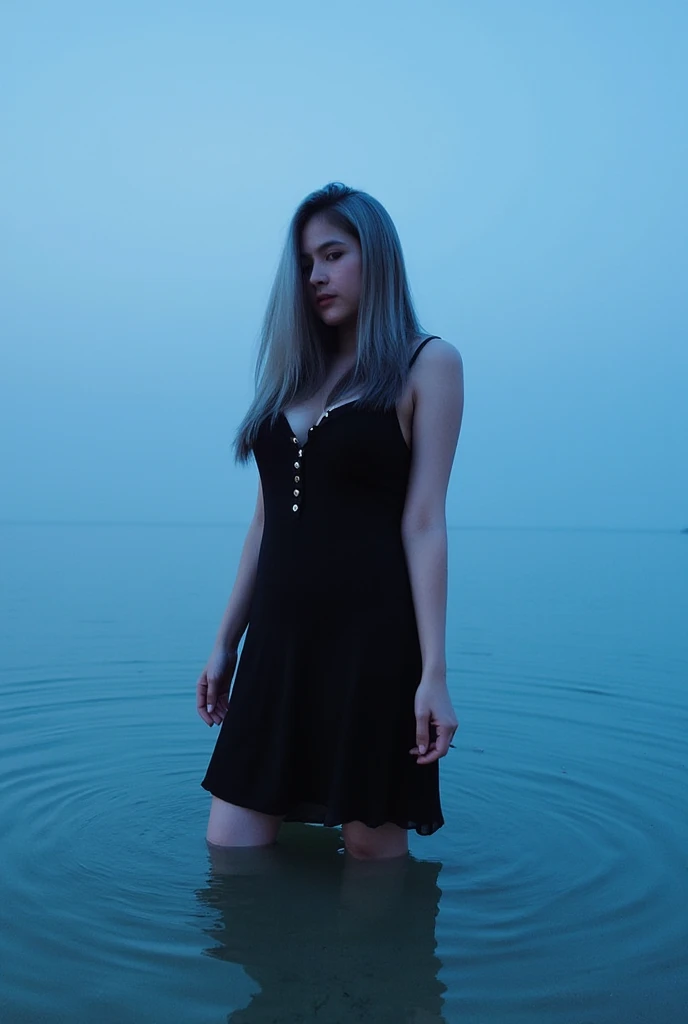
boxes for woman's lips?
[317,295,336,306]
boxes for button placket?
[287,401,349,514]
[290,436,302,512]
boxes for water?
[1,523,686,1023]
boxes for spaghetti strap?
[409,335,440,369]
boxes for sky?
[2,0,686,529]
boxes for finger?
[410,735,440,755]
[433,725,453,759]
[416,745,441,764]
[210,689,230,726]
[415,712,430,756]
[196,674,213,726]
[409,741,435,755]
[415,726,458,757]
[417,726,453,764]
[206,674,220,714]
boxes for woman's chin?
[317,310,341,325]
[316,306,352,327]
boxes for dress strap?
[408,335,440,369]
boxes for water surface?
[1,524,685,1022]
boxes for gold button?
[292,504,299,512]
[294,461,300,469]
[293,489,300,497]
[298,449,303,457]
[294,475,300,483]
[292,437,299,444]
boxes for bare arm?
[197,477,265,726]
[401,339,464,762]
[213,477,265,652]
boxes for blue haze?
[2,1,687,526]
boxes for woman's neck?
[335,320,358,359]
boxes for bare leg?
[341,820,409,861]
[206,795,283,848]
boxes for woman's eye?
[326,251,342,261]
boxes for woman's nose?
[310,262,328,286]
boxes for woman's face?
[300,214,362,328]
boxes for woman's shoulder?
[411,336,463,374]
[407,336,464,445]
[406,336,464,420]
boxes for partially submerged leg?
[341,820,409,861]
[206,795,283,849]
[339,824,411,938]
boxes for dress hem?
[200,780,444,837]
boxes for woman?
[197,182,464,861]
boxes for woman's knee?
[206,795,283,848]
[342,821,409,861]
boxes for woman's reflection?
[195,824,446,1023]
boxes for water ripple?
[1,525,686,1023]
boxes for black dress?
[201,336,444,835]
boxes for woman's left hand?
[410,676,459,764]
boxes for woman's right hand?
[196,646,238,727]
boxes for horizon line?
[0,520,683,533]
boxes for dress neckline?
[279,336,439,449]
[280,397,363,448]
[279,402,412,454]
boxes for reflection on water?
[196,824,446,1023]
[2,525,687,1022]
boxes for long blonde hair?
[233,182,425,463]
